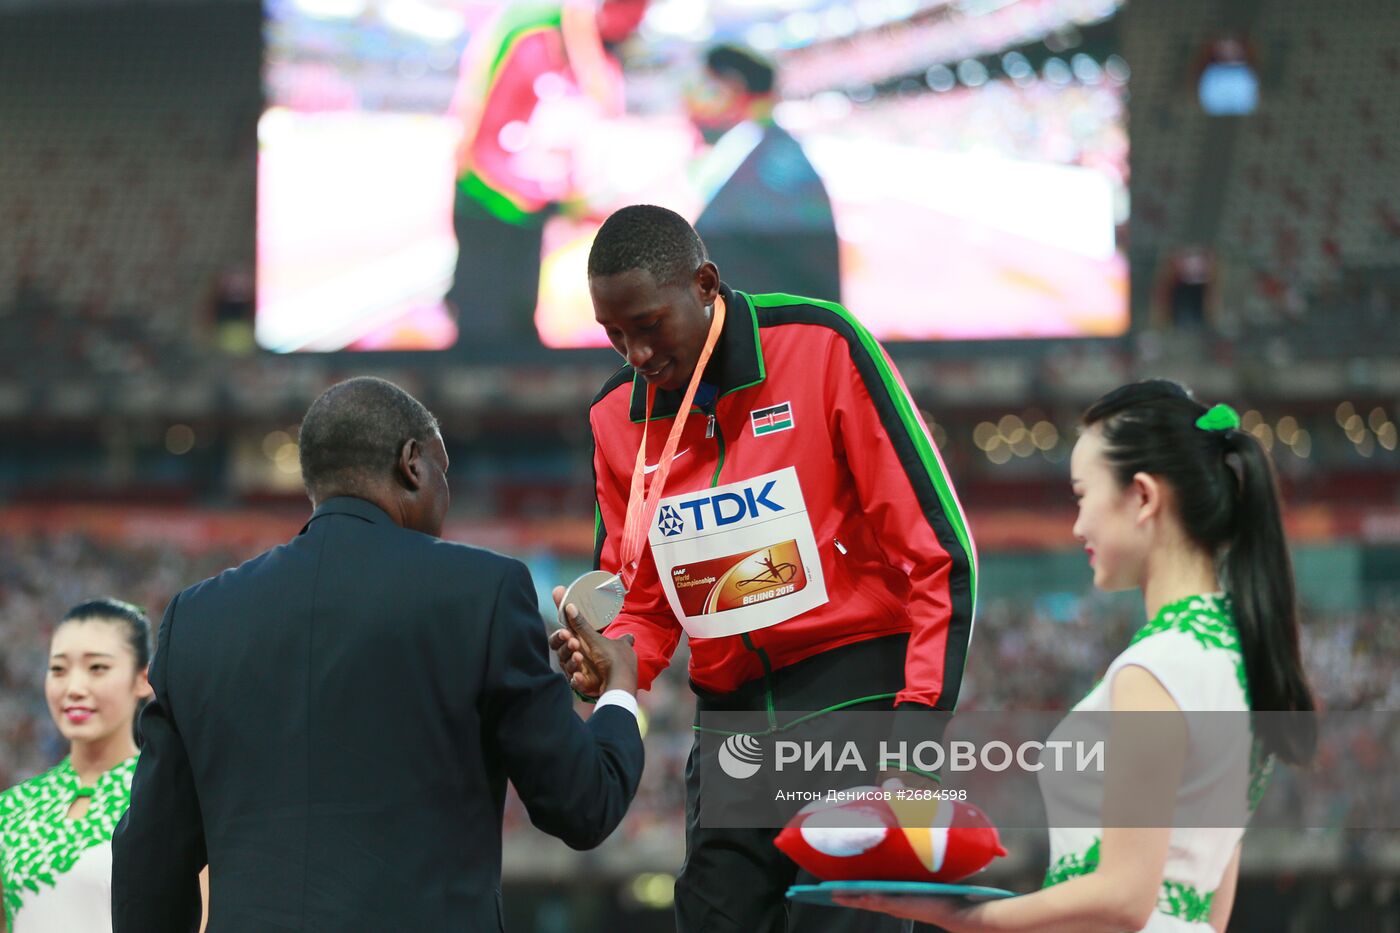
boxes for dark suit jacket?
[695,122,841,303]
[111,497,643,932]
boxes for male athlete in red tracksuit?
[554,205,977,933]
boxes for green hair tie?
[1195,403,1241,432]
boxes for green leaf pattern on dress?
[1159,879,1216,923]
[0,755,138,928]
[1128,593,1275,811]
[1043,836,1215,923]
[1127,593,1247,697]
[1041,594,1279,924]
[1042,835,1101,888]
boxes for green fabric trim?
[1125,592,1277,811]
[740,632,777,733]
[746,292,977,600]
[710,416,727,487]
[783,693,900,730]
[1043,838,1215,922]
[718,290,767,397]
[0,755,139,927]
[456,170,541,226]
[592,502,603,556]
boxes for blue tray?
[787,880,1015,907]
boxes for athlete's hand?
[548,585,635,698]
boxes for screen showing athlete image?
[257,0,1129,352]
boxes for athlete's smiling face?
[590,262,721,392]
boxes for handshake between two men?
[549,585,637,698]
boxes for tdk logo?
[657,505,685,537]
[669,481,784,532]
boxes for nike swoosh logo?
[643,449,689,474]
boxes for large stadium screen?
[258,0,1128,352]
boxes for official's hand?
[549,587,601,696]
[548,585,637,697]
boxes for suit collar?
[301,496,395,533]
[627,283,765,423]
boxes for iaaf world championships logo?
[717,737,1105,780]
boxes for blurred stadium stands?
[0,3,258,379]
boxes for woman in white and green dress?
[841,380,1318,932]
[0,599,154,933]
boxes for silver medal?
[557,570,626,631]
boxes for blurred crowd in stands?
[3,529,1395,846]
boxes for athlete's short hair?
[587,204,708,289]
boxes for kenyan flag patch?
[750,402,794,437]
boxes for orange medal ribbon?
[617,294,727,589]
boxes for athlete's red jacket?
[590,286,977,710]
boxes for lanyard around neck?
[617,294,727,588]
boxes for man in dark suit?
[688,44,842,303]
[111,376,643,932]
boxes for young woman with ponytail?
[841,380,1317,932]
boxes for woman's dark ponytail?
[1083,380,1316,764]
[1221,430,1317,764]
